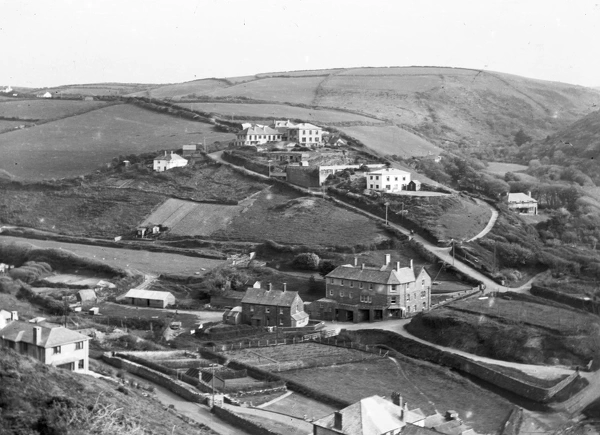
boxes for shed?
[77,289,97,307]
[407,180,422,191]
[223,306,242,325]
[122,289,176,308]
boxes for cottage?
[235,125,283,146]
[313,255,431,323]
[0,263,12,274]
[507,192,538,215]
[76,289,97,308]
[407,180,422,191]
[241,283,309,327]
[122,289,176,308]
[0,314,90,372]
[366,168,411,192]
[153,151,188,172]
[38,91,52,98]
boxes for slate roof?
[122,289,174,301]
[0,321,89,348]
[153,152,187,162]
[241,288,299,307]
[367,168,411,177]
[508,192,537,203]
[326,265,416,284]
[291,311,309,322]
[312,395,426,435]
[288,122,322,130]
[241,125,281,135]
[77,289,96,302]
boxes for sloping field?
[46,83,156,96]
[128,79,229,98]
[337,66,481,76]
[0,120,27,133]
[210,77,323,105]
[212,190,390,247]
[176,102,383,124]
[140,198,242,236]
[257,69,342,78]
[338,125,442,157]
[0,104,234,180]
[484,162,528,175]
[0,99,110,120]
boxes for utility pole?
[384,202,390,225]
[451,239,455,266]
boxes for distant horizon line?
[3,65,599,90]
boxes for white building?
[507,192,538,215]
[235,125,283,146]
[0,314,90,372]
[153,151,188,172]
[366,168,411,192]
[286,123,324,146]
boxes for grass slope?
[0,99,110,121]
[0,104,234,180]
[0,349,213,435]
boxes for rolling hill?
[130,67,600,153]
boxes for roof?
[312,396,426,435]
[287,122,322,130]
[122,289,175,301]
[367,168,411,177]
[291,311,309,322]
[77,289,96,302]
[241,288,299,307]
[508,192,537,203]
[241,125,281,135]
[326,265,416,285]
[0,321,89,348]
[153,152,187,162]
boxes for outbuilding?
[122,289,176,308]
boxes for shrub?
[292,252,320,270]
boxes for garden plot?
[140,198,243,236]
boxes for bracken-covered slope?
[131,67,600,150]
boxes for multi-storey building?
[285,123,324,146]
[235,125,283,146]
[312,255,431,322]
[366,168,412,192]
[241,283,309,327]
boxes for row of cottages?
[153,151,188,172]
[314,393,474,435]
[0,310,90,372]
[236,120,325,147]
[367,168,421,192]
[507,191,538,215]
[240,283,309,327]
[121,289,176,308]
[312,255,431,323]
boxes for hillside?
[131,67,600,153]
[0,349,213,435]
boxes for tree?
[318,260,338,277]
[514,129,533,146]
[292,253,320,270]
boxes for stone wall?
[212,406,280,435]
[286,166,321,188]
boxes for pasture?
[280,356,513,434]
[210,76,323,105]
[263,392,337,420]
[48,83,157,96]
[0,104,234,180]
[0,99,110,121]
[128,79,228,99]
[176,102,382,124]
[485,162,529,175]
[337,125,443,158]
[0,236,225,275]
[212,189,390,247]
[140,198,243,237]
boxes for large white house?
[0,313,90,372]
[235,124,283,146]
[366,168,411,192]
[153,151,188,172]
[286,122,324,146]
[507,192,538,215]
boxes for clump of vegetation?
[292,252,320,270]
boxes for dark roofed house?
[77,289,97,308]
[241,283,309,328]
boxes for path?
[221,403,313,435]
[466,202,499,242]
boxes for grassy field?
[338,125,443,158]
[263,392,337,420]
[46,83,158,96]
[280,356,513,434]
[212,188,390,247]
[484,162,529,175]
[0,99,110,120]
[0,104,234,180]
[0,236,225,275]
[210,77,323,105]
[95,302,201,329]
[176,102,382,124]
[128,79,229,98]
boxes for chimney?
[268,283,272,291]
[395,261,400,271]
[527,191,532,198]
[283,283,287,292]
[384,254,391,266]
[392,392,402,408]
[11,311,17,321]
[361,263,365,270]
[410,259,413,270]
[33,326,42,345]
[164,151,167,156]
[354,257,358,267]
[333,412,343,430]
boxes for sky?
[1,0,599,88]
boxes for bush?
[292,253,320,270]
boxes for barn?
[122,289,176,308]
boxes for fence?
[207,329,340,352]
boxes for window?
[350,281,354,287]
[75,341,84,350]
[370,184,373,189]
[78,360,85,369]
[422,279,425,286]
[407,294,411,301]
[279,308,284,315]
[390,296,397,304]
[349,292,353,298]
[407,306,411,313]
[421,291,427,298]
[360,295,372,303]
[340,280,344,286]
[359,282,363,289]
[376,176,379,180]
[395,177,398,181]
[391,285,397,292]
[423,302,427,308]
[53,346,61,354]
[280,319,284,326]
[250,306,254,312]
[329,289,334,296]
[403,177,406,181]
[386,176,390,181]
[340,291,345,297]
[414,305,417,312]
[369,176,373,180]
[329,278,334,284]
[369,283,373,290]
[21,342,28,353]
[265,308,270,313]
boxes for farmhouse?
[367,168,411,192]
[0,314,90,372]
[507,192,538,215]
[236,124,283,146]
[286,123,324,146]
[122,289,176,308]
[312,255,431,323]
[153,151,188,172]
[241,283,309,327]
